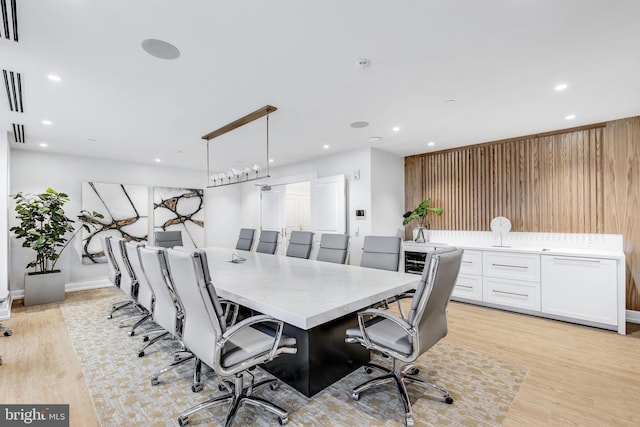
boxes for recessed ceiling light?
[427,141,435,146]
[566,114,576,120]
[141,39,181,60]
[445,99,456,105]
[350,121,369,128]
[154,158,161,162]
[42,120,52,125]
[47,74,61,82]
[323,144,330,149]
[39,143,48,147]
[88,138,96,142]
[555,83,568,91]
[392,127,400,132]
[367,136,382,143]
[269,158,274,163]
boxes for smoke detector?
[356,58,370,69]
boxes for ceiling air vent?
[12,123,24,143]
[3,69,23,112]
[1,0,18,42]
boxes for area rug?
[61,293,527,426]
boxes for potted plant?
[403,198,443,243]
[10,188,103,306]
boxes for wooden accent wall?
[405,117,640,311]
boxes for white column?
[0,132,10,318]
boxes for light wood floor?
[1,287,640,427]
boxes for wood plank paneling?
[405,119,640,310]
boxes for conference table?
[203,247,419,397]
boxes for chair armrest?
[218,314,285,361]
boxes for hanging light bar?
[203,105,276,188]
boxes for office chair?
[285,230,314,259]
[316,233,350,264]
[123,241,159,337]
[360,235,402,271]
[346,248,463,427]
[0,289,11,366]
[255,230,280,254]
[154,230,183,248]
[109,237,146,332]
[166,248,297,426]
[101,235,135,320]
[235,228,255,251]
[137,246,200,388]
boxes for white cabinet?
[483,277,541,311]
[451,250,483,301]
[483,251,540,282]
[541,255,618,327]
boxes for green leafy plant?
[10,188,104,275]
[402,198,443,228]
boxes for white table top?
[204,247,419,330]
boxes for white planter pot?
[24,270,66,306]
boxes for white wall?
[1,133,9,317]
[9,150,206,292]
[205,147,405,266]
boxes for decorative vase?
[24,270,65,306]
[414,227,428,243]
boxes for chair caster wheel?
[405,414,414,427]
[270,382,280,391]
[128,330,135,337]
[364,367,372,374]
[4,330,12,336]
[278,416,288,425]
[352,392,360,401]
[142,335,149,342]
[445,396,454,404]
[177,415,189,426]
[137,351,145,358]
[107,314,113,319]
[191,384,203,393]
[151,378,159,386]
[409,368,419,375]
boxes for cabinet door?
[483,251,540,282]
[483,277,541,311]
[541,256,617,326]
[460,250,482,275]
[452,273,483,301]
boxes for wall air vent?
[12,123,24,143]
[1,0,18,42]
[3,69,23,112]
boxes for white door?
[310,174,346,236]
[260,187,286,233]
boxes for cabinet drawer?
[483,251,540,282]
[483,277,541,311]
[451,273,483,301]
[460,250,482,275]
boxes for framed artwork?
[153,187,204,248]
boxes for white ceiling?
[2,0,640,173]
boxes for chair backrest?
[410,248,463,356]
[109,237,136,297]
[360,235,401,271]
[99,235,120,286]
[255,230,280,254]
[285,231,314,259]
[235,228,256,251]
[316,233,350,264]
[124,241,153,312]
[154,230,183,248]
[138,245,181,337]
[166,248,227,365]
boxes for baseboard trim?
[626,310,640,324]
[10,278,112,301]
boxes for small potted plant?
[402,198,443,243]
[10,188,103,305]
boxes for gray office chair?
[285,230,314,259]
[138,246,198,388]
[360,235,402,271]
[255,230,280,254]
[166,248,297,426]
[155,230,183,248]
[0,289,11,366]
[102,235,137,320]
[235,228,255,251]
[316,233,350,264]
[124,241,158,337]
[109,237,146,332]
[346,248,463,427]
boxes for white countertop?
[204,247,419,330]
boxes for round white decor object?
[490,216,512,233]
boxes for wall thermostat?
[355,209,366,218]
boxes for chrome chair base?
[107,300,134,319]
[352,358,453,427]
[177,372,288,426]
[150,351,195,387]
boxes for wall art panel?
[153,187,204,248]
